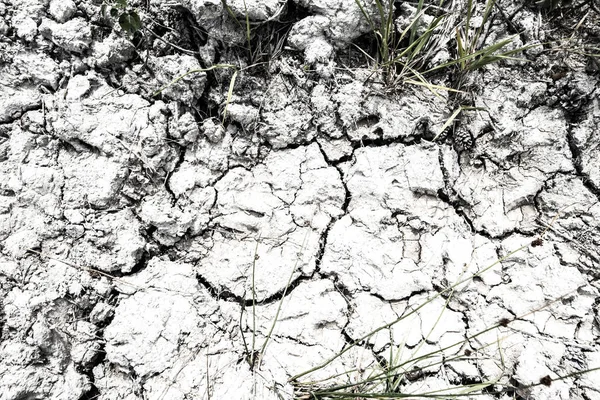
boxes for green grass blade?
[243,0,252,60]
[396,8,429,47]
[388,15,444,65]
[474,0,496,51]
[409,0,426,45]
[456,27,466,70]
[432,107,461,141]
[354,0,376,32]
[465,0,473,52]
[221,0,243,30]
[467,43,535,70]
[424,36,519,74]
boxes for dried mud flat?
[1,0,600,399]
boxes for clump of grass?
[451,0,531,72]
[222,0,254,62]
[221,0,289,65]
[354,0,533,90]
[355,0,451,87]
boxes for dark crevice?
[349,133,423,149]
[265,138,318,152]
[314,223,333,272]
[195,272,242,303]
[0,188,16,197]
[163,143,186,203]
[249,274,309,306]
[436,187,476,234]
[313,141,351,276]
[436,147,476,234]
[338,324,377,359]
[59,137,104,156]
[76,337,108,400]
[124,249,152,277]
[329,150,354,166]
[565,126,600,202]
[332,277,354,300]
[78,384,100,400]
[371,288,429,304]
[195,271,312,307]
[76,288,119,400]
[0,279,7,342]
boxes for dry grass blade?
[289,243,531,383]
[151,64,237,97]
[26,249,140,289]
[222,69,238,124]
[294,285,595,398]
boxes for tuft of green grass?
[355,0,451,87]
[354,0,534,91]
[221,0,289,65]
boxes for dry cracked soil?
[1,0,600,399]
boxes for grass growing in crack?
[355,0,451,87]
[239,238,261,369]
[355,0,533,89]
[221,0,289,64]
[289,223,600,399]
[291,248,522,398]
[222,0,253,62]
[241,233,309,371]
[452,0,528,72]
[152,63,239,124]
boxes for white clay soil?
[0,0,599,399]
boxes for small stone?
[4,230,40,258]
[64,209,85,224]
[39,18,92,53]
[15,17,37,41]
[202,118,225,143]
[66,75,91,100]
[65,224,85,239]
[89,303,114,325]
[0,18,8,35]
[49,0,77,23]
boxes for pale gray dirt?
[1,0,599,399]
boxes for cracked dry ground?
[1,0,600,399]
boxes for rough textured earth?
[0,0,599,399]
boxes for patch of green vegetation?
[354,0,532,89]
[101,0,142,36]
[221,0,290,65]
